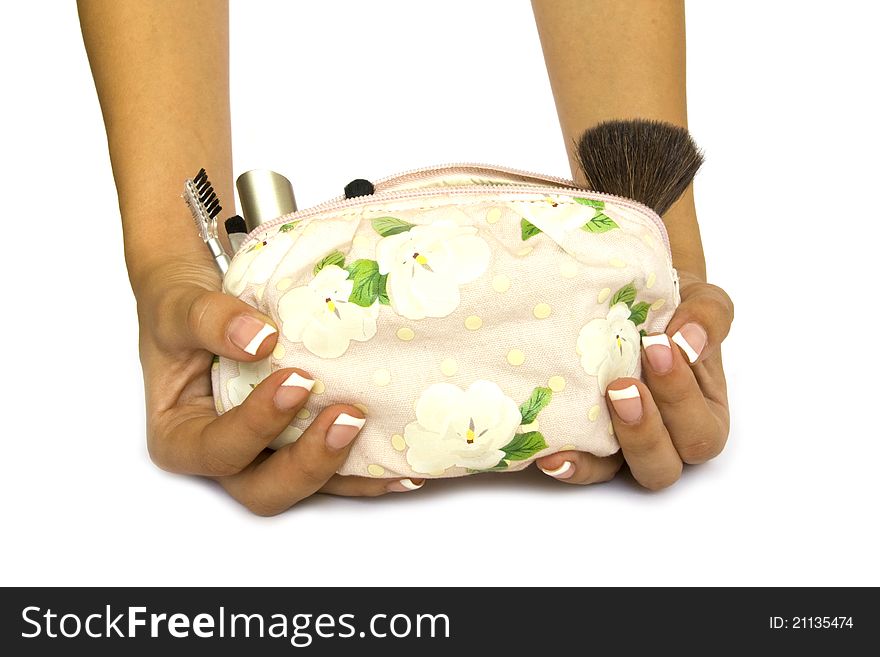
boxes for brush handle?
[206,237,230,276]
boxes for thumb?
[666,278,734,365]
[160,284,278,360]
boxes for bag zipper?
[236,163,670,257]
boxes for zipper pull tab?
[344,178,375,199]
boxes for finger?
[320,475,426,497]
[159,285,278,360]
[641,334,728,464]
[150,368,314,475]
[606,379,683,490]
[535,451,623,486]
[218,405,369,516]
[666,278,734,364]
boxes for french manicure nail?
[608,385,643,423]
[326,413,365,450]
[273,372,315,410]
[386,478,425,493]
[672,323,707,364]
[642,333,673,374]
[229,315,277,355]
[539,461,574,479]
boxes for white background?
[1,1,877,586]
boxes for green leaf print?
[610,282,637,308]
[279,221,300,233]
[521,218,542,241]
[628,301,651,326]
[378,273,390,305]
[574,197,605,209]
[519,386,553,425]
[345,259,382,307]
[372,216,414,237]
[313,250,346,275]
[582,212,619,233]
[501,431,548,461]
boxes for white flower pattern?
[223,230,296,297]
[375,220,491,320]
[514,198,593,242]
[576,302,641,392]
[404,381,522,474]
[278,265,379,358]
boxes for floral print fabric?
[212,182,679,479]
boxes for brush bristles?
[575,119,704,216]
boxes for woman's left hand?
[535,272,734,489]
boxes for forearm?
[531,0,705,278]
[78,0,233,285]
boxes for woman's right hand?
[134,260,424,516]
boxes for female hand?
[535,272,734,489]
[135,260,423,515]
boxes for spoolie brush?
[182,167,230,275]
[575,119,704,216]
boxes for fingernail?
[642,333,673,373]
[539,461,574,479]
[386,478,425,493]
[326,413,365,450]
[672,323,707,364]
[608,385,643,423]
[229,315,277,355]
[273,372,314,411]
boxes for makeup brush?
[183,167,230,275]
[575,119,704,216]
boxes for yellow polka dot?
[396,327,415,341]
[609,258,627,268]
[607,422,615,435]
[440,358,458,376]
[588,405,601,421]
[429,469,446,477]
[373,369,391,386]
[533,303,552,319]
[391,434,406,451]
[646,272,657,289]
[597,287,611,304]
[255,284,266,301]
[548,376,566,392]
[560,443,577,452]
[272,343,286,359]
[520,421,539,432]
[465,315,483,330]
[576,344,583,356]
[651,298,666,310]
[507,349,525,366]
[516,246,534,257]
[296,408,311,420]
[367,464,385,477]
[492,274,511,293]
[354,403,369,415]
[485,207,502,224]
[312,380,325,394]
[560,261,579,278]
[276,277,293,291]
[352,234,370,249]
[642,234,657,249]
[303,223,319,236]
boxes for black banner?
[0,587,873,653]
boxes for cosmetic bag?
[211,163,679,479]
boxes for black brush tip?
[225,215,248,234]
[575,119,704,216]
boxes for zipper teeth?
[238,164,669,256]
[370,162,581,190]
